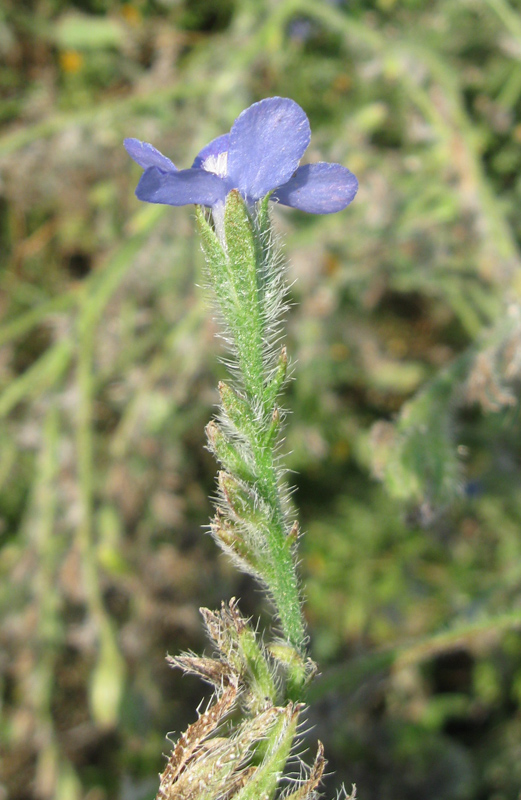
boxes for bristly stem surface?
[196,191,307,661]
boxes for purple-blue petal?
[272,163,358,214]
[124,138,177,172]
[135,167,227,207]
[227,97,311,201]
[192,133,230,170]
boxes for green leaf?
[196,206,228,287]
[218,471,271,527]
[206,420,257,485]
[234,622,277,711]
[218,381,256,436]
[371,366,462,507]
[211,512,262,577]
[234,704,300,800]
[269,643,317,701]
[223,191,265,397]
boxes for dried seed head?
[156,683,238,800]
[167,653,236,689]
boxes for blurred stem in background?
[30,409,82,800]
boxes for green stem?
[198,195,307,659]
[249,428,306,653]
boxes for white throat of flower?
[201,151,229,249]
[202,150,228,179]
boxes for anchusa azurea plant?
[125,97,358,800]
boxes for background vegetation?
[1,0,521,798]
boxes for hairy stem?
[197,192,306,660]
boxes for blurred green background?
[2,0,521,798]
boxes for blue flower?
[124,97,358,214]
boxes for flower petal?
[192,133,230,175]
[124,138,177,171]
[272,163,358,214]
[135,167,227,206]
[227,97,311,201]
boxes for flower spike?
[127,98,359,800]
